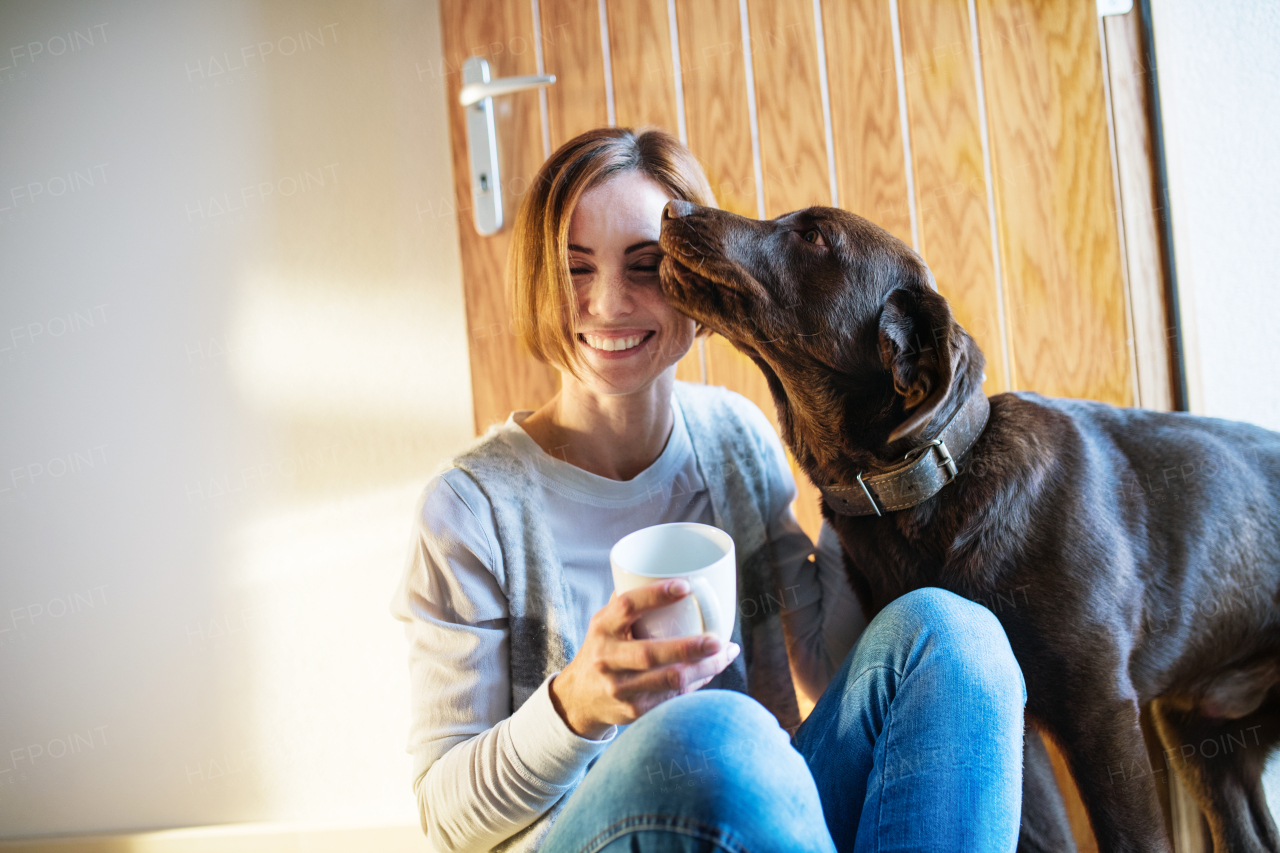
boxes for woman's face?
[566,170,696,394]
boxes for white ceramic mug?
[609,522,736,645]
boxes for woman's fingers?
[583,583,745,724]
[683,675,715,694]
[603,579,692,636]
[611,642,741,698]
[688,642,739,682]
[613,632,719,671]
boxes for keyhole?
[478,173,489,192]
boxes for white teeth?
[583,332,649,352]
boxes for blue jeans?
[540,588,1027,853]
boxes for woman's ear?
[877,284,958,444]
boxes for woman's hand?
[548,579,741,739]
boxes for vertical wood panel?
[540,0,609,150]
[1104,10,1175,411]
[673,0,763,406]
[606,0,704,384]
[599,0,701,379]
[675,0,822,544]
[606,0,680,132]
[745,0,831,215]
[898,0,1008,394]
[975,0,1133,405]
[742,0,834,545]
[974,2,1138,843]
[674,0,757,218]
[440,0,558,434]
[821,0,913,245]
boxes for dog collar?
[817,389,990,517]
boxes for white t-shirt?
[389,390,863,851]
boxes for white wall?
[1153,0,1280,430]
[1150,0,1280,820]
[0,0,469,836]
[2,0,1278,841]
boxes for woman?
[389,127,1027,853]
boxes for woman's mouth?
[578,330,656,359]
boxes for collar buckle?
[855,471,883,517]
[904,438,959,484]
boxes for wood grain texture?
[606,0,680,132]
[898,0,1007,395]
[674,0,815,535]
[746,0,831,215]
[820,0,913,245]
[741,0,833,542]
[674,0,757,218]
[975,0,1133,405]
[1104,10,1175,411]
[439,0,558,434]
[605,0,704,384]
[540,0,609,150]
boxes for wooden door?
[437,1,1180,850]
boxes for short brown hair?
[508,126,716,384]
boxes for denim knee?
[554,690,835,853]
[637,688,786,747]
[874,587,1026,709]
[627,689,802,793]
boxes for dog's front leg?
[1038,691,1172,853]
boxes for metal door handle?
[460,73,555,108]
[460,57,556,236]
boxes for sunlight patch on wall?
[224,480,426,820]
[224,274,472,423]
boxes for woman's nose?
[583,270,633,317]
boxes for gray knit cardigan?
[447,379,801,852]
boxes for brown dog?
[658,199,1280,853]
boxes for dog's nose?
[663,199,696,220]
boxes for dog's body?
[658,201,1280,853]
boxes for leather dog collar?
[818,389,990,517]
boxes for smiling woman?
[506,128,723,482]
[565,174,680,364]
[508,127,716,389]
[389,126,1025,853]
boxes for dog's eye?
[802,229,826,246]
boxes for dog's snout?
[664,199,695,221]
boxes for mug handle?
[687,576,723,641]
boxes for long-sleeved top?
[389,383,864,852]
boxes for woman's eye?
[630,255,663,275]
[802,229,825,246]
[569,267,592,276]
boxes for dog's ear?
[878,285,957,444]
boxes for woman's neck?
[518,373,677,481]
